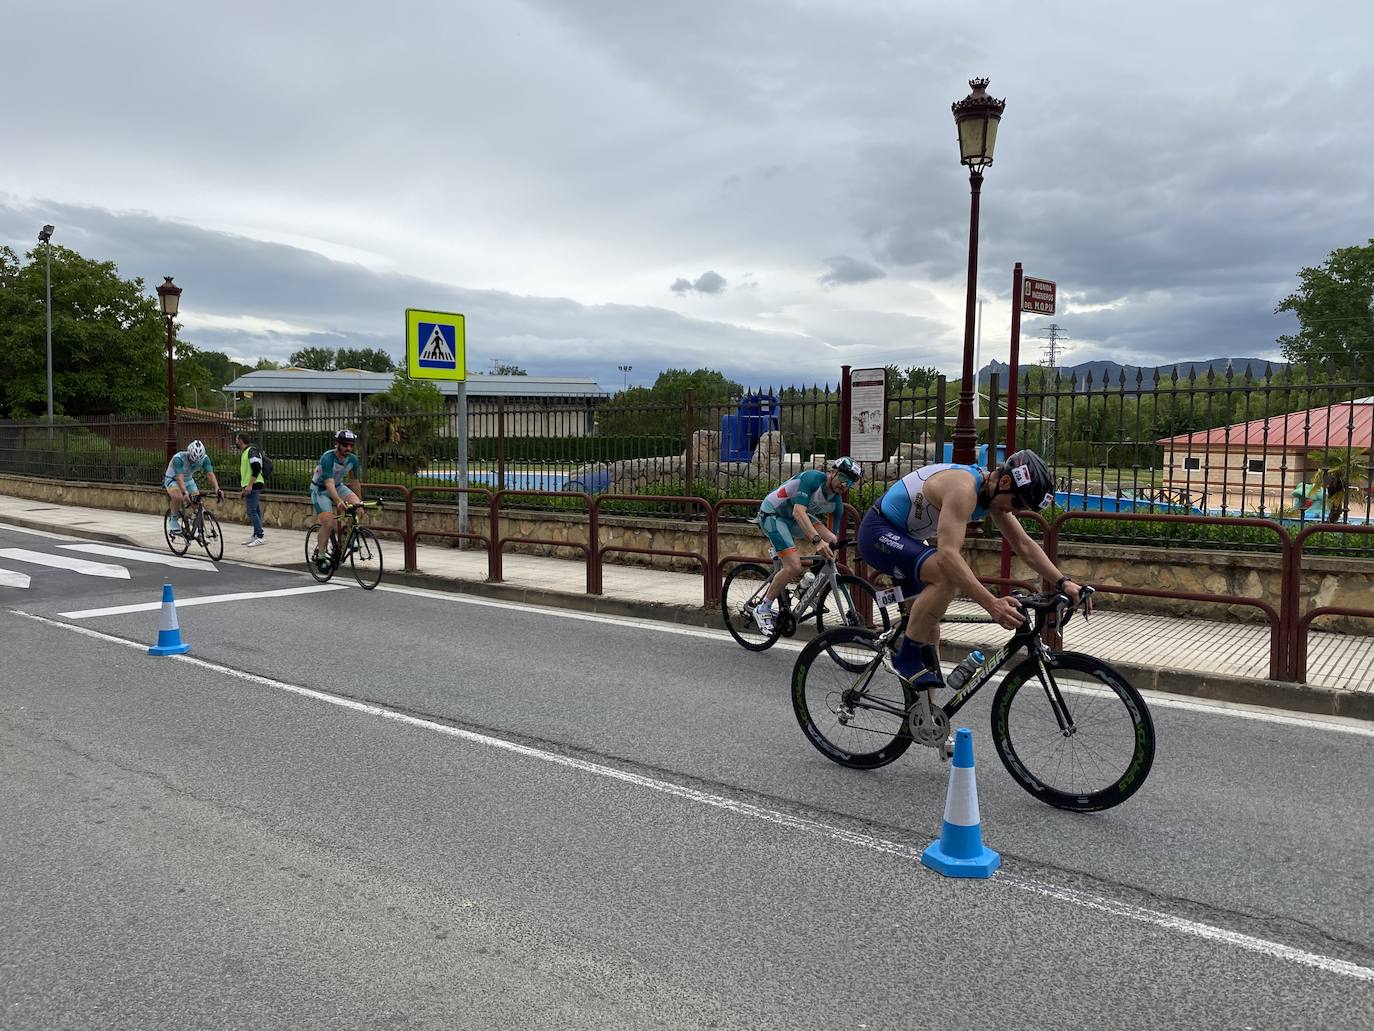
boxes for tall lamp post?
[618,364,633,391]
[950,78,1005,464]
[156,276,183,461]
[38,225,55,438]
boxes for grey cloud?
[818,255,886,287]
[670,270,726,294]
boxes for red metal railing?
[591,494,716,604]
[490,489,596,593]
[1048,511,1294,680]
[1290,524,1374,684]
[404,484,494,575]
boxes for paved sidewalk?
[2,492,1370,717]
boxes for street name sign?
[1021,277,1056,315]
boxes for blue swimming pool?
[417,469,612,492]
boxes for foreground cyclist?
[857,449,1086,687]
[310,429,363,573]
[164,439,222,533]
[752,457,862,632]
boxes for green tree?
[489,362,528,375]
[336,347,396,372]
[254,358,283,371]
[0,244,173,417]
[885,364,938,394]
[288,346,338,370]
[1277,239,1374,376]
[595,368,744,436]
[365,372,445,473]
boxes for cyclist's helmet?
[1001,449,1054,510]
[186,439,207,464]
[335,429,358,446]
[830,456,862,485]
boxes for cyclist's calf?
[904,551,959,645]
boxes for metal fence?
[1,361,1370,549]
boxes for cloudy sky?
[3,0,1371,389]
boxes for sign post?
[1002,269,1055,583]
[848,367,888,463]
[406,308,468,539]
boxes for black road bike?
[306,501,384,590]
[163,493,223,561]
[721,539,891,653]
[791,587,1156,812]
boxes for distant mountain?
[977,357,1289,387]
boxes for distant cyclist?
[163,439,222,533]
[310,429,363,573]
[857,449,1086,688]
[752,456,862,633]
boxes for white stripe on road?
[11,607,1374,985]
[58,583,348,618]
[60,543,219,571]
[373,583,1374,739]
[0,567,31,589]
[0,548,130,579]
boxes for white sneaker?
[752,603,777,633]
[242,536,256,546]
[245,537,265,548]
[168,517,182,533]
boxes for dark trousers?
[244,486,264,538]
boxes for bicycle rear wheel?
[991,651,1155,812]
[305,524,335,583]
[348,526,383,590]
[164,511,190,556]
[721,562,781,650]
[792,627,914,769]
[198,510,224,561]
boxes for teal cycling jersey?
[759,469,843,529]
[164,451,213,481]
[876,463,988,539]
[312,449,360,489]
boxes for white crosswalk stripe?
[0,567,31,589]
[0,548,130,579]
[59,543,218,571]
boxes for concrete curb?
[4,511,1369,722]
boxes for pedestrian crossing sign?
[405,308,466,381]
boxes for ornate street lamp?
[38,225,55,437]
[950,78,1005,464]
[156,276,183,461]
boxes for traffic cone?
[147,582,191,656]
[921,727,1001,878]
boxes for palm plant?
[1305,448,1371,523]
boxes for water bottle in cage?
[945,650,985,691]
[797,570,816,594]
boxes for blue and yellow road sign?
[405,308,466,381]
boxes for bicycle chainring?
[905,702,950,748]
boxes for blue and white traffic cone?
[147,582,191,656]
[921,727,1001,878]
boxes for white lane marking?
[12,607,1374,985]
[373,583,1374,739]
[58,583,349,619]
[0,548,130,579]
[0,567,32,589]
[60,543,219,571]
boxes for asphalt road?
[2,523,1372,1028]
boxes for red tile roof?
[1156,399,1374,450]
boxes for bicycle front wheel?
[792,627,914,769]
[198,510,224,561]
[991,651,1155,812]
[721,562,781,651]
[164,511,190,556]
[348,526,383,590]
[305,524,334,583]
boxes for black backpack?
[249,446,273,481]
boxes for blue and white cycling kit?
[756,469,843,554]
[310,449,361,514]
[858,464,989,591]
[162,451,214,493]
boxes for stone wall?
[3,472,1371,633]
